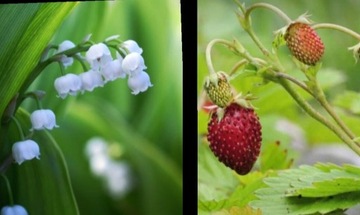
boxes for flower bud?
[57,40,76,68]
[121,40,143,54]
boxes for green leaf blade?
[0,2,78,121]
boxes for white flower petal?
[12,140,40,165]
[86,43,112,71]
[104,161,132,197]
[54,73,82,99]
[122,53,147,76]
[57,40,76,68]
[121,40,143,54]
[102,56,126,82]
[127,71,153,95]
[85,137,109,158]
[79,70,104,92]
[57,40,75,52]
[30,109,59,131]
[1,205,28,215]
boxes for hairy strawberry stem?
[278,78,360,155]
[243,2,292,25]
[205,39,223,75]
[311,78,359,145]
[312,23,360,41]
[229,59,248,77]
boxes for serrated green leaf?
[250,164,360,215]
[198,141,239,202]
[2,108,79,214]
[212,206,262,215]
[260,141,294,172]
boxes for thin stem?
[11,116,25,140]
[57,60,66,76]
[1,174,14,205]
[275,72,314,96]
[245,3,292,25]
[73,54,88,72]
[312,23,360,41]
[278,78,360,155]
[229,59,248,77]
[246,28,271,57]
[312,81,359,145]
[0,154,14,174]
[205,39,223,75]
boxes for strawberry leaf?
[250,163,360,215]
[259,140,294,172]
[211,206,262,215]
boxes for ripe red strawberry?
[207,103,262,175]
[284,22,324,65]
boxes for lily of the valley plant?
[0,34,152,212]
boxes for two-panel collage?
[0,1,182,215]
[198,0,360,215]
[2,0,360,215]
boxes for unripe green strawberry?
[285,22,324,65]
[207,103,262,175]
[204,72,233,108]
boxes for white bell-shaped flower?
[54,73,82,99]
[127,71,153,95]
[104,161,132,198]
[30,109,59,131]
[121,40,143,54]
[57,40,76,68]
[12,140,40,165]
[86,43,112,71]
[102,52,126,82]
[1,205,28,215]
[79,70,104,92]
[121,52,147,76]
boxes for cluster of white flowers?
[85,137,132,198]
[54,38,153,98]
[3,36,151,213]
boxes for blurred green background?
[0,1,182,215]
[198,0,360,148]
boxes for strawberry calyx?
[204,71,234,108]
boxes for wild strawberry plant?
[198,1,360,214]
